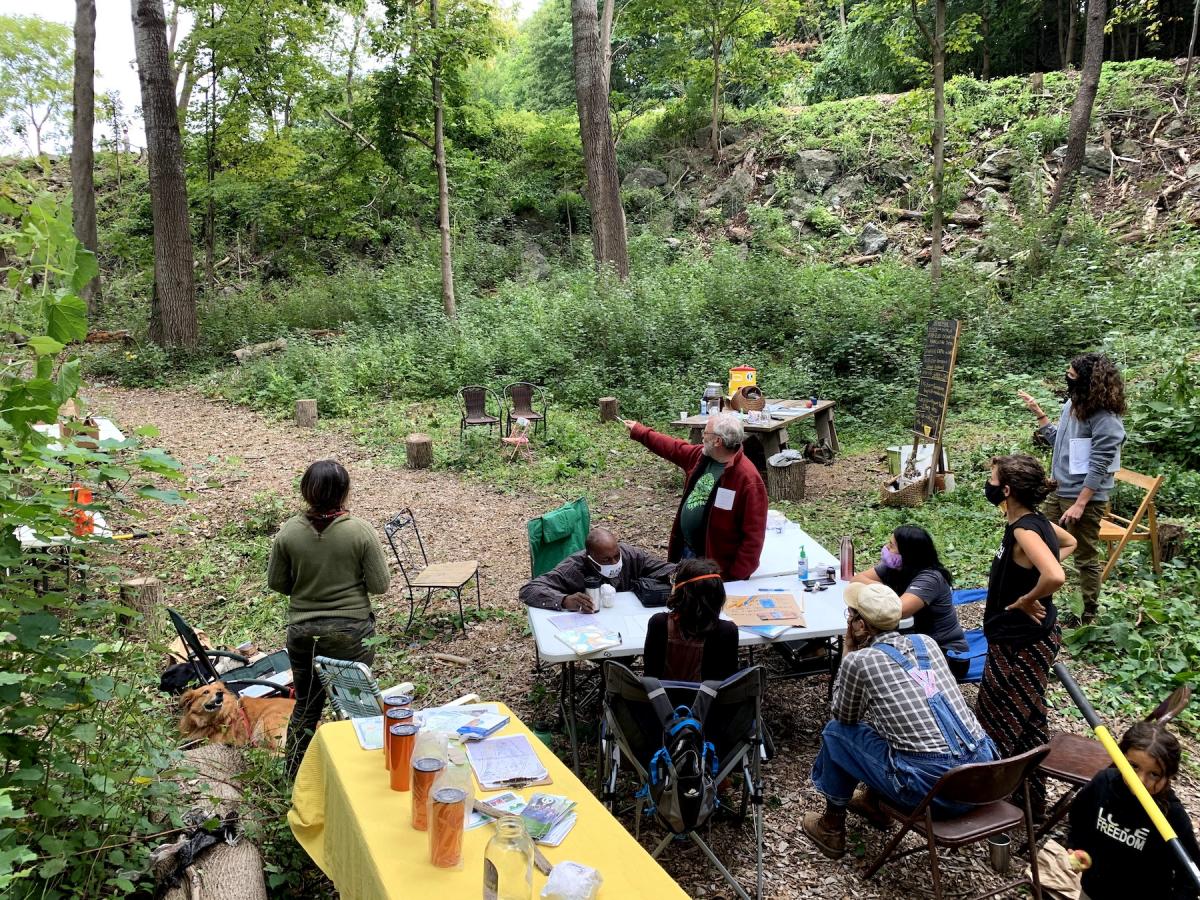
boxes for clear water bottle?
[797,545,809,581]
[483,815,534,900]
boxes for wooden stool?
[1035,732,1112,840]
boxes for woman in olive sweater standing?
[268,460,390,778]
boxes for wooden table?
[670,399,840,465]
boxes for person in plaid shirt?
[802,582,997,859]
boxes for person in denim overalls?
[803,582,997,859]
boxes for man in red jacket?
[623,413,767,581]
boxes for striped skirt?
[975,626,1062,811]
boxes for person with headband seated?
[642,557,740,683]
[519,526,674,612]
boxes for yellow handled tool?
[1053,662,1200,889]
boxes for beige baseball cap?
[844,582,902,632]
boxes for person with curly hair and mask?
[1019,352,1126,623]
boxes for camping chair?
[1100,468,1165,582]
[527,497,590,578]
[458,385,502,444]
[503,382,548,438]
[945,588,989,684]
[864,745,1051,900]
[600,661,767,900]
[313,656,386,719]
[383,508,480,634]
[1033,732,1111,842]
[166,608,291,698]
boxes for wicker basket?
[729,385,766,412]
[879,474,946,508]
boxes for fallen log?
[232,338,287,365]
[845,254,881,266]
[85,329,132,344]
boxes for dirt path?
[87,386,1191,900]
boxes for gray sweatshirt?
[1037,400,1125,501]
[519,543,675,610]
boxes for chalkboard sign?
[913,319,961,441]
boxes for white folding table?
[527,519,907,771]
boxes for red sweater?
[630,424,767,581]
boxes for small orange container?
[384,708,413,769]
[389,724,418,790]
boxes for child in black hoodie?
[1068,721,1199,900]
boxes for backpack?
[632,575,671,608]
[644,679,720,834]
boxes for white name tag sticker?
[714,487,736,511]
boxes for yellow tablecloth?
[288,704,689,899]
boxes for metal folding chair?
[600,662,767,900]
[864,745,1051,900]
[383,508,481,633]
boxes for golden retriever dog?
[178,682,295,751]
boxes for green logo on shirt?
[687,472,716,510]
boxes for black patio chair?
[383,508,481,634]
[458,385,502,444]
[165,608,292,698]
[600,661,768,900]
[864,744,1051,900]
[503,382,548,438]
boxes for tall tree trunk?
[710,36,722,161]
[599,0,615,94]
[204,1,216,297]
[176,54,196,126]
[1066,0,1080,68]
[930,0,946,287]
[1048,0,1106,223]
[1058,0,1066,66]
[132,0,198,349]
[1184,0,1199,90]
[980,0,991,80]
[73,0,100,311]
[839,0,847,27]
[570,0,629,278]
[430,0,456,317]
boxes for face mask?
[1066,374,1082,394]
[984,482,1007,506]
[880,544,903,570]
[590,555,623,579]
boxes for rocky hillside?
[617,59,1200,276]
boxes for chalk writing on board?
[913,320,960,440]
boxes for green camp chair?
[527,497,590,577]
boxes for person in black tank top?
[976,454,1078,816]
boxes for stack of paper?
[465,792,578,846]
[466,734,550,790]
[417,705,509,741]
[351,716,385,751]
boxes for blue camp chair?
[945,588,988,683]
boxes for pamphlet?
[520,793,576,841]
[416,705,510,741]
[554,625,622,656]
[739,624,792,640]
[466,791,528,830]
[549,612,601,630]
[351,715,385,751]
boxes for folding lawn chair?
[600,661,768,900]
[313,656,386,719]
[527,497,590,578]
[946,587,988,684]
[166,608,291,698]
[383,508,481,634]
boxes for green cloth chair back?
[527,497,590,577]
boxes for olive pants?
[1044,495,1108,621]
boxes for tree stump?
[294,399,318,428]
[599,396,619,422]
[767,459,807,502]
[120,576,164,639]
[1157,522,1187,564]
[406,433,433,470]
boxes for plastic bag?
[540,861,602,900]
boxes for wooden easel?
[910,320,961,497]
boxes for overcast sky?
[0,0,540,154]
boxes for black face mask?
[984,482,1007,506]
[1066,374,1082,394]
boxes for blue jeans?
[811,720,996,817]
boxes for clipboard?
[724,593,805,627]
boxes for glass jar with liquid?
[483,815,534,900]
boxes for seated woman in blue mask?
[851,525,969,680]
[643,558,740,683]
